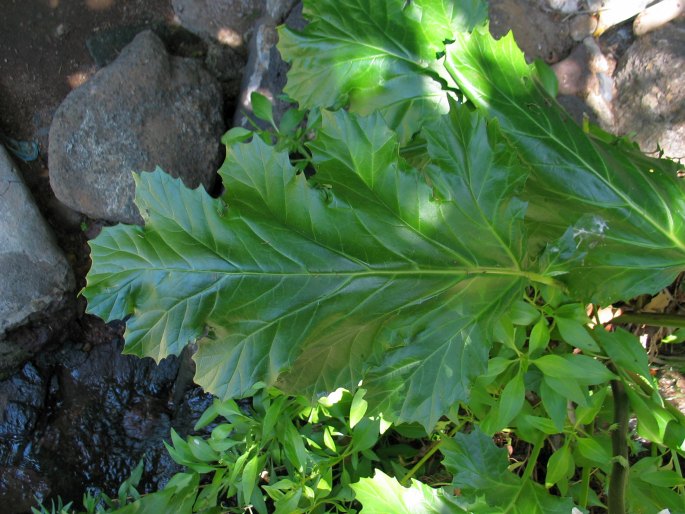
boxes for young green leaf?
[534,354,615,384]
[496,371,525,429]
[350,388,368,428]
[528,318,550,357]
[575,437,611,465]
[250,91,275,127]
[555,317,600,352]
[545,444,574,489]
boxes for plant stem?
[400,424,461,486]
[521,435,543,481]
[608,378,629,514]
[613,312,685,328]
[579,466,591,509]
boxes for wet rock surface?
[48,30,225,224]
[0,320,212,513]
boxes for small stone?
[233,1,303,129]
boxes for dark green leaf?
[593,328,652,381]
[441,429,576,513]
[510,301,540,326]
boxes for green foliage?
[76,0,685,512]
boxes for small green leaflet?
[84,107,541,430]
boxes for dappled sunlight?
[67,70,93,89]
[85,0,115,10]
[217,27,242,47]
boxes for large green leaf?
[84,107,538,429]
[352,469,465,513]
[441,429,576,513]
[278,0,486,142]
[442,28,685,303]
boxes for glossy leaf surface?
[278,0,486,141]
[84,108,535,429]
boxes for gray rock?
[172,0,266,46]
[233,1,303,129]
[49,30,225,224]
[613,21,685,159]
[0,145,74,340]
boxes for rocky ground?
[0,0,683,512]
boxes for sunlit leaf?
[352,469,465,513]
[443,28,685,303]
[278,0,486,142]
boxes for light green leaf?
[278,0,487,142]
[84,107,538,429]
[444,27,685,303]
[242,454,262,507]
[521,415,560,435]
[575,437,611,465]
[350,388,369,428]
[113,472,199,514]
[528,318,550,357]
[221,126,253,147]
[351,469,465,513]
